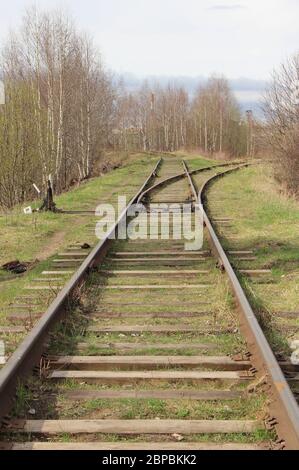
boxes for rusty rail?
[137,160,246,204]
[0,158,162,424]
[0,157,236,422]
[182,161,299,450]
[1,156,298,449]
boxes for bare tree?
[0,6,253,210]
[190,77,244,157]
[263,53,299,195]
[0,6,115,208]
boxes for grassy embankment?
[206,164,299,355]
[0,153,215,320]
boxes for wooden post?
[40,179,56,212]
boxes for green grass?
[2,154,274,450]
[206,163,299,355]
[14,383,33,417]
[0,154,160,320]
[172,152,217,171]
[0,154,159,265]
[0,153,214,319]
[57,395,266,421]
[2,430,273,445]
[60,334,246,357]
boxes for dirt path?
[36,230,66,261]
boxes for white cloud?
[207,4,246,10]
[0,0,298,80]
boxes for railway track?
[0,157,299,450]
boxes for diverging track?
[0,157,299,450]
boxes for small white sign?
[24,206,32,215]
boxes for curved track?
[0,157,298,450]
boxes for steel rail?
[182,161,299,450]
[0,158,162,424]
[137,160,246,204]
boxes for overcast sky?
[0,0,298,81]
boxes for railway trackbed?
[0,157,299,450]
